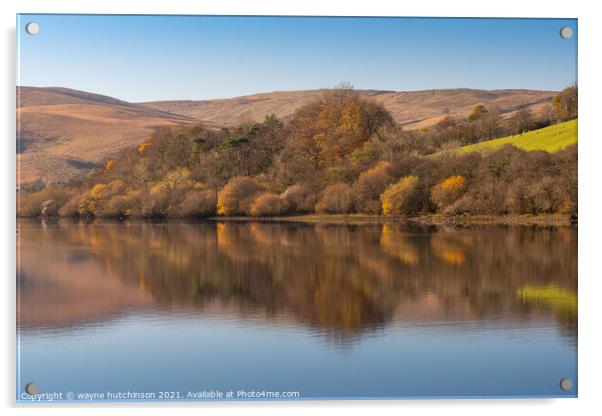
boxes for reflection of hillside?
[17,223,152,329]
[17,220,577,339]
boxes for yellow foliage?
[441,175,465,190]
[380,176,420,216]
[91,183,108,198]
[105,159,115,172]
[164,167,191,186]
[431,175,467,210]
[337,104,362,135]
[150,168,193,196]
[149,181,169,196]
[137,142,150,154]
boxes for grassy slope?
[459,119,577,153]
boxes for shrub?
[526,176,565,214]
[431,175,467,211]
[447,178,508,215]
[96,191,142,218]
[250,193,287,216]
[217,176,264,215]
[171,189,217,217]
[380,176,422,216]
[139,169,196,217]
[315,183,353,214]
[280,183,318,213]
[18,192,48,217]
[79,180,127,216]
[161,167,193,192]
[141,192,169,218]
[353,162,394,214]
[557,194,577,216]
[18,188,71,217]
[505,176,566,214]
[100,195,131,218]
[58,194,82,217]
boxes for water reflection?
[17,219,577,343]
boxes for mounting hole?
[559,378,573,391]
[25,383,38,395]
[25,22,39,35]
[560,26,573,39]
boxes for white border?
[2,1,601,415]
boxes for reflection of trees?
[18,220,577,339]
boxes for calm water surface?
[16,220,577,400]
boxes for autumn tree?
[380,176,423,216]
[79,180,127,217]
[250,193,287,216]
[315,183,353,214]
[18,187,72,217]
[172,188,217,217]
[352,162,395,214]
[431,175,467,211]
[214,116,283,178]
[468,105,488,123]
[481,106,502,140]
[280,86,394,184]
[314,88,393,164]
[466,104,502,142]
[217,176,264,215]
[280,183,319,213]
[552,86,578,121]
[511,108,534,134]
[367,124,422,163]
[507,176,564,214]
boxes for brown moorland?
[143,88,555,129]
[17,87,200,184]
[18,86,555,185]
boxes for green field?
[459,119,578,154]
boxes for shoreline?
[18,213,576,227]
[207,213,576,226]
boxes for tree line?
[18,85,577,219]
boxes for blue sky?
[17,15,577,102]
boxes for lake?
[16,219,577,401]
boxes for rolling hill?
[142,88,555,130]
[17,86,557,185]
[459,119,577,154]
[17,87,200,185]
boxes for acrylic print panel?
[16,15,578,402]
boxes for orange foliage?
[104,159,115,173]
[137,142,150,154]
[431,175,467,211]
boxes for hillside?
[17,87,200,184]
[142,88,555,129]
[19,88,576,220]
[17,86,556,185]
[459,119,577,154]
